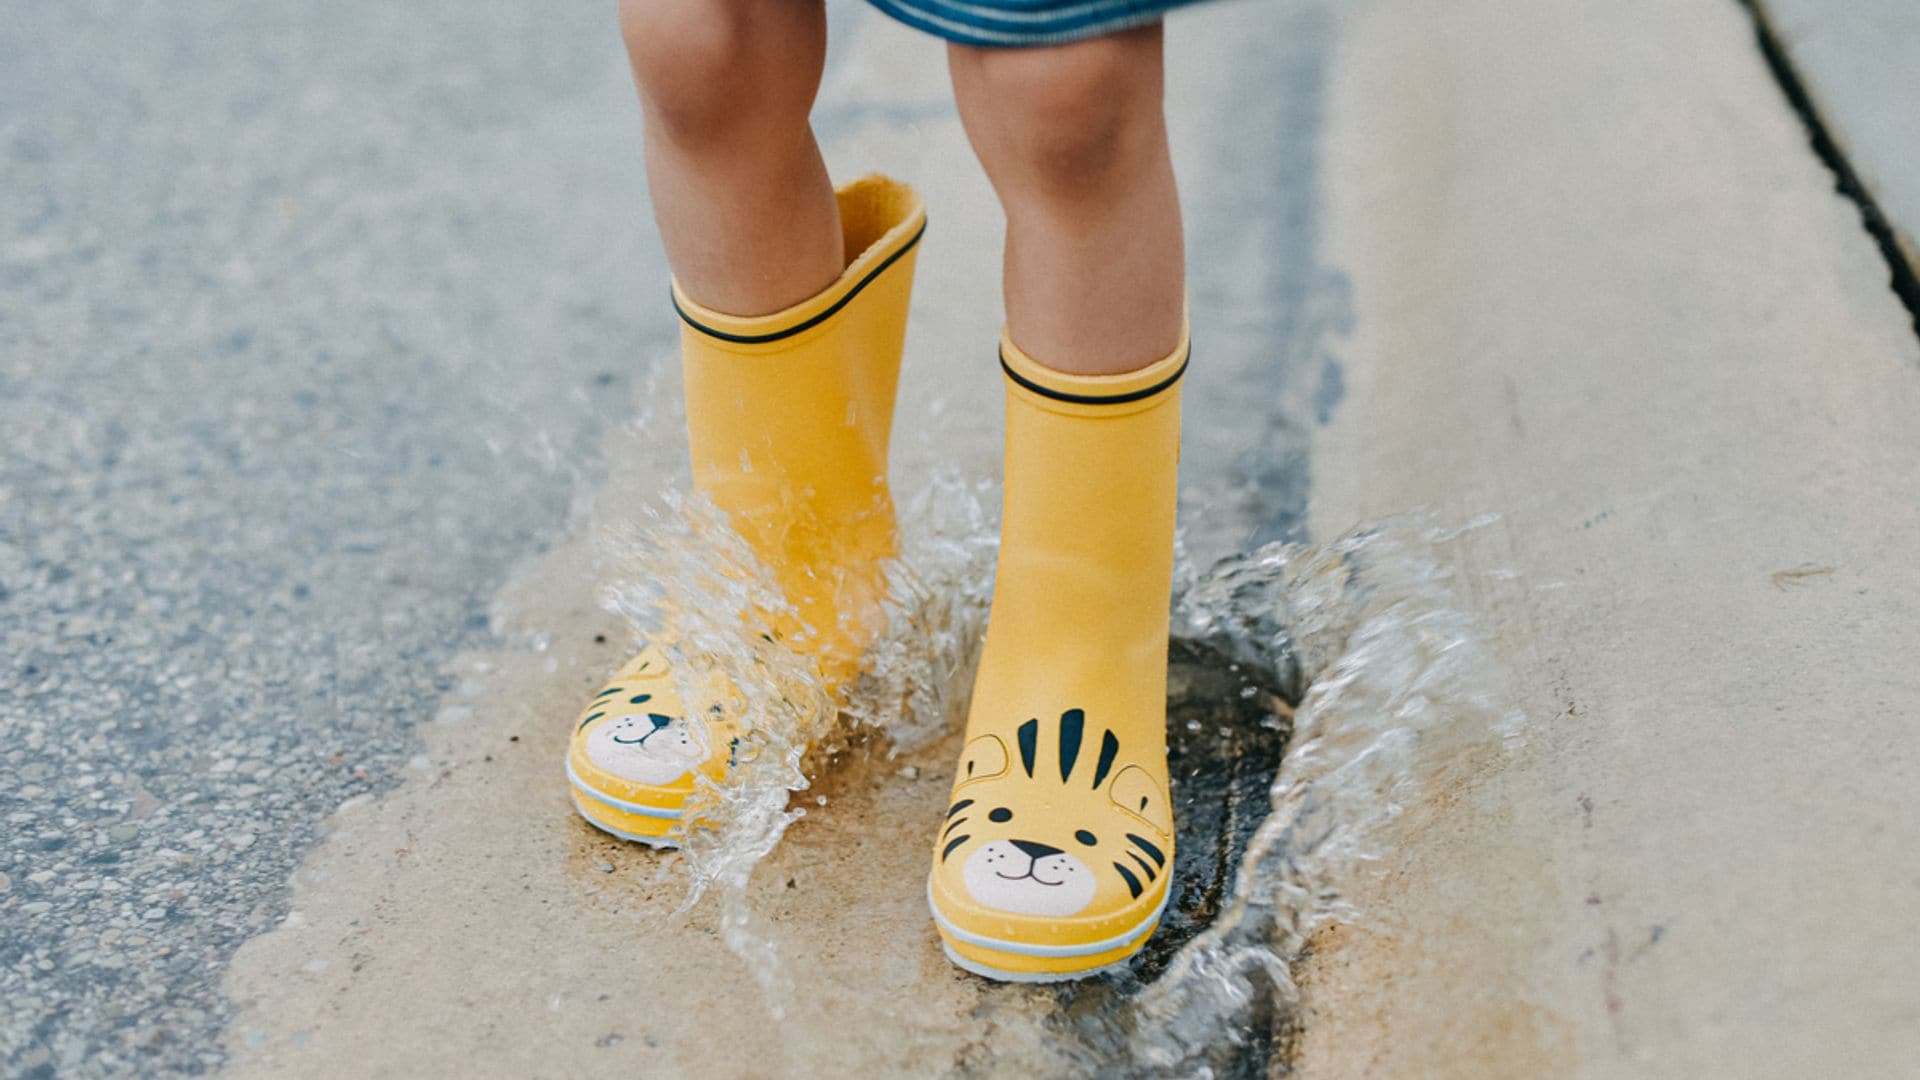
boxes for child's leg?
[947,25,1185,373]
[927,26,1187,981]
[619,0,843,315]
[569,5,928,845]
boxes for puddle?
[216,367,1519,1077]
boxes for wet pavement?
[1,3,663,1073]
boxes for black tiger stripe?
[944,817,969,838]
[1090,731,1119,789]
[594,686,623,699]
[577,711,605,732]
[1127,833,1166,867]
[942,834,970,862]
[1017,718,1038,777]
[1058,708,1084,782]
[1128,850,1157,881]
[946,798,975,819]
[1113,861,1144,899]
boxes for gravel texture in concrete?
[0,3,662,1074]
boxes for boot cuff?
[671,174,927,350]
[998,323,1189,417]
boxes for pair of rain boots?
[567,175,1184,981]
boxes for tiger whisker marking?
[1126,832,1165,867]
[942,834,971,862]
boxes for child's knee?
[955,33,1159,197]
[619,0,817,141]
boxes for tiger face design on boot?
[935,709,1174,919]
[583,702,707,787]
[566,643,739,846]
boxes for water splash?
[841,470,1000,752]
[1065,514,1526,1075]
[594,464,1000,1017]
[586,344,1519,1065]
[598,489,820,1013]
[596,468,1520,1072]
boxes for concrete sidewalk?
[1298,0,1920,1075]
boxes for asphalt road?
[1,4,662,1074]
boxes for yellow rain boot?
[567,175,926,846]
[927,324,1187,981]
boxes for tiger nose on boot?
[1009,839,1062,861]
[608,712,673,745]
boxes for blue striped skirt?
[864,0,1209,47]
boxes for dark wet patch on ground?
[1034,637,1299,1076]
